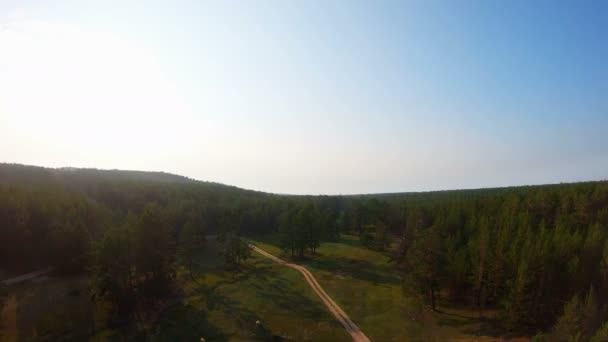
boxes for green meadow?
[150,237,350,341]
[249,235,509,341]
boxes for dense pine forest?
[1,163,608,340]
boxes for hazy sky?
[1,1,606,194]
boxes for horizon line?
[2,161,606,197]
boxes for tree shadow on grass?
[305,256,401,286]
[200,286,294,341]
[187,265,294,339]
[435,309,520,339]
[195,260,344,340]
[151,302,227,342]
[205,264,322,320]
[247,262,347,340]
[249,275,333,322]
[331,235,365,249]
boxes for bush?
[360,233,374,248]
[591,322,608,342]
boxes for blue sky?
[0,1,606,194]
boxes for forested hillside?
[1,163,607,340]
[0,163,285,273]
[371,182,608,339]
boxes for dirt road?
[249,244,371,342]
[1,267,53,286]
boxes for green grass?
[151,239,351,341]
[249,234,516,341]
[250,235,432,341]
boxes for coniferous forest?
[1,163,608,340]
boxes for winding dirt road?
[249,244,371,342]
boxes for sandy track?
[249,244,371,342]
[1,267,53,285]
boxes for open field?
[249,244,371,342]
[250,234,523,341]
[150,238,350,341]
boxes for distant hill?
[2,163,605,199]
[0,163,239,190]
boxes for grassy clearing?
[250,235,429,341]
[250,234,519,341]
[151,238,350,341]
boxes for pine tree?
[278,209,296,256]
[373,220,390,251]
[178,221,205,280]
[133,204,176,301]
[402,225,444,311]
[581,287,601,340]
[552,294,583,341]
[472,216,490,317]
[92,225,137,321]
[221,232,251,266]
